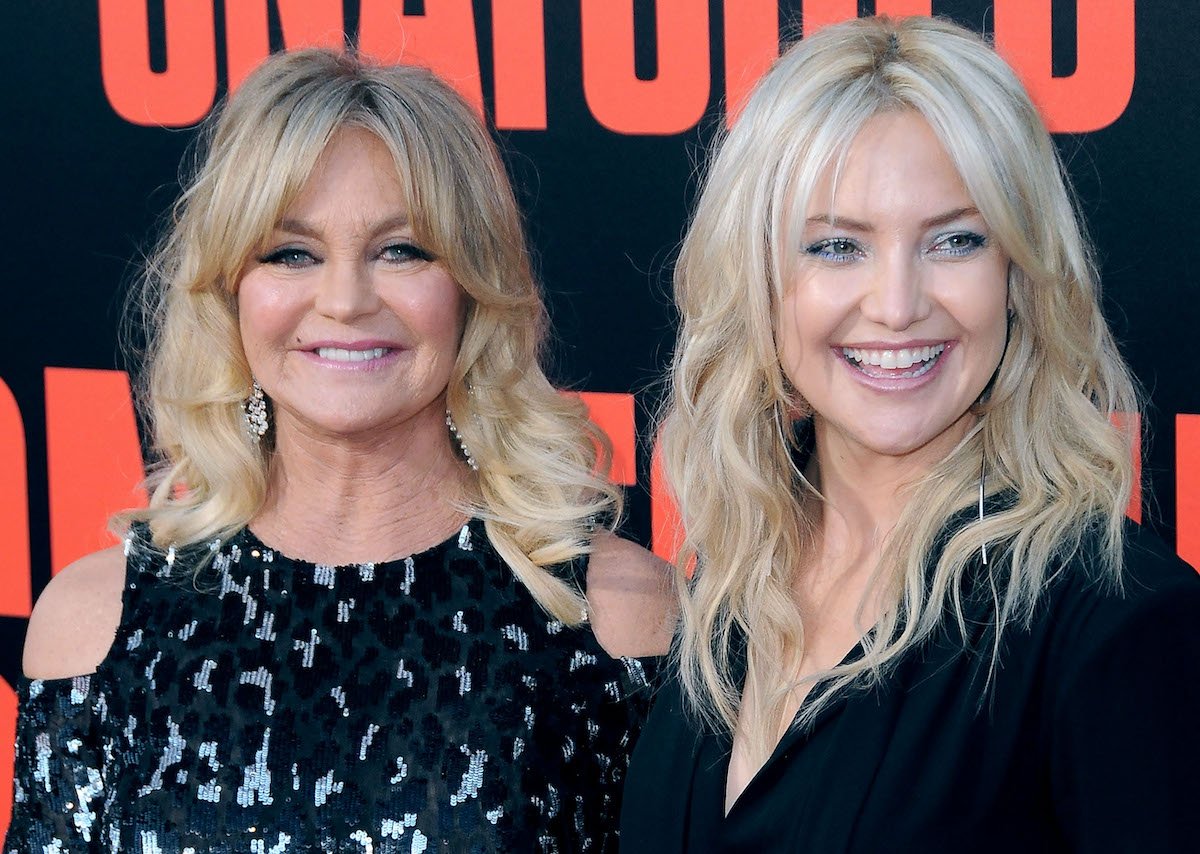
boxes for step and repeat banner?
[2,0,1198,832]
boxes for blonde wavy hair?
[124,48,618,623]
[662,16,1138,762]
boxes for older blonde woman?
[622,16,1200,853]
[6,49,671,852]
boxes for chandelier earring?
[446,410,478,471]
[244,379,269,442]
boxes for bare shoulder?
[585,531,678,658]
[23,545,126,680]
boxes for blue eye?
[930,231,987,257]
[805,238,862,263]
[380,242,435,264]
[259,247,317,268]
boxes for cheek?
[237,273,303,359]
[943,287,1011,392]
[776,285,839,391]
[401,274,466,351]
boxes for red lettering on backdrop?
[44,369,147,575]
[650,437,684,562]
[995,0,1135,133]
[0,677,16,842]
[1176,415,1200,571]
[801,0,933,34]
[358,0,485,114]
[492,0,548,130]
[723,0,778,125]
[576,392,637,486]
[581,0,710,135]
[98,0,217,127]
[225,0,345,93]
[0,380,31,618]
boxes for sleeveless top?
[5,519,656,853]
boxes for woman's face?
[777,110,1010,468]
[238,127,464,440]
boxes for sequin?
[237,729,274,807]
[5,519,657,852]
[448,746,488,806]
[293,629,320,668]
[193,658,218,692]
[358,724,381,761]
[255,612,278,642]
[239,668,277,716]
[314,770,344,807]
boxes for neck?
[250,401,475,564]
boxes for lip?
[835,338,948,350]
[833,340,955,391]
[304,339,404,350]
[296,339,407,371]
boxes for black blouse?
[5,519,655,853]
[621,523,1200,853]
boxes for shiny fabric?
[6,519,654,852]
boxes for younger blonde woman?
[623,16,1200,853]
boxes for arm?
[584,532,677,659]
[1050,579,1200,852]
[4,545,125,852]
[22,545,125,680]
[5,677,108,852]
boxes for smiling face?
[237,126,465,441]
[777,110,1010,469]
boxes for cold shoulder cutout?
[585,531,677,659]
[22,544,125,681]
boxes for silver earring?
[244,380,269,442]
[446,410,478,471]
[978,456,989,566]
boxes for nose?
[313,256,382,322]
[859,250,932,331]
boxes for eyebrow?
[275,213,412,238]
[806,206,982,231]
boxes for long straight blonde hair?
[124,49,618,623]
[662,16,1138,762]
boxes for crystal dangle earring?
[446,410,478,471]
[244,379,269,442]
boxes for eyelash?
[257,241,436,268]
[929,231,987,256]
[803,231,988,262]
[804,238,862,263]
[380,242,435,264]
[259,246,316,267]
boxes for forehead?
[282,127,409,222]
[806,111,976,223]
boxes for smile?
[841,343,947,379]
[314,346,392,362]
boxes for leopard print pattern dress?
[5,519,656,853]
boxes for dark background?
[1,0,1196,756]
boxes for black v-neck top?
[621,523,1200,853]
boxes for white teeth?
[841,343,946,375]
[315,346,390,362]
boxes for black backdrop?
[2,0,1198,827]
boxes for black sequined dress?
[5,519,655,853]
